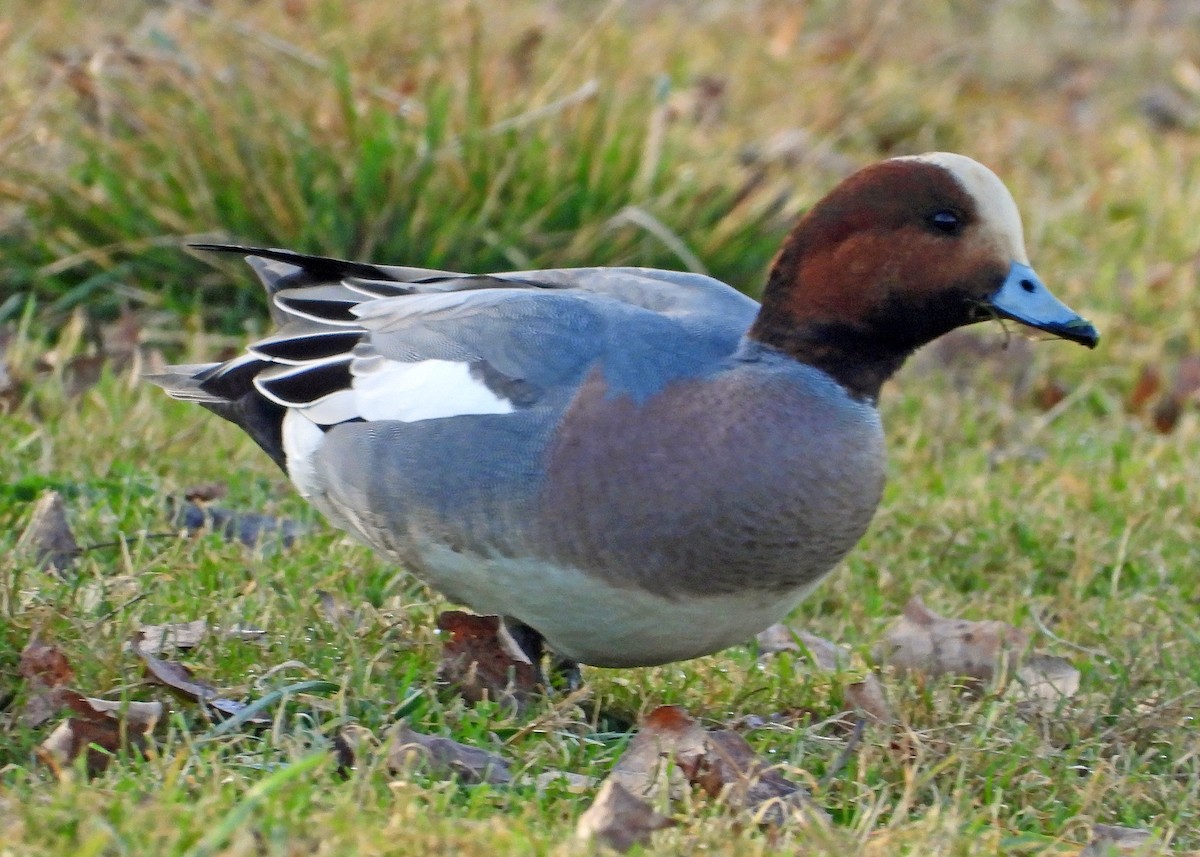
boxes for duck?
[149,152,1097,674]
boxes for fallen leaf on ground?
[1151,395,1182,433]
[17,491,79,573]
[575,780,675,853]
[697,729,826,826]
[38,692,162,778]
[435,611,539,712]
[1077,823,1155,856]
[1127,365,1162,414]
[877,596,1029,684]
[386,723,511,785]
[608,704,708,801]
[174,499,303,548]
[130,619,209,656]
[19,637,76,687]
[1013,654,1082,714]
[876,599,1082,712]
[1149,354,1200,433]
[1033,378,1069,411]
[135,648,266,724]
[756,625,893,722]
[17,635,161,775]
[18,637,76,727]
[607,705,824,826]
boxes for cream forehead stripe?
[897,152,1029,265]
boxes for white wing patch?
[350,358,514,422]
[255,353,513,426]
[281,409,325,499]
[279,358,514,495]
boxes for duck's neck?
[748,309,909,404]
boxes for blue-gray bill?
[988,262,1100,349]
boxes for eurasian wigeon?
[150,152,1097,673]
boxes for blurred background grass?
[5,0,1200,346]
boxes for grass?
[3,0,1200,853]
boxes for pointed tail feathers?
[143,363,226,403]
[145,361,289,473]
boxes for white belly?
[415,542,821,667]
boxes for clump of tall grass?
[2,2,798,333]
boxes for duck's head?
[749,152,1098,401]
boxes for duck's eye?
[928,210,963,235]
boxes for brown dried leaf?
[756,625,893,722]
[1149,355,1200,433]
[688,75,727,126]
[19,638,75,687]
[135,648,262,724]
[435,611,539,712]
[575,780,675,853]
[18,638,76,727]
[1013,654,1081,714]
[698,730,823,826]
[607,705,709,800]
[877,597,1028,683]
[58,691,162,731]
[757,625,850,669]
[323,723,376,778]
[17,491,79,573]
[1077,823,1155,856]
[1127,365,1162,414]
[386,723,511,785]
[1151,394,1182,433]
[606,706,824,826]
[1033,378,1069,411]
[37,693,161,777]
[131,619,209,656]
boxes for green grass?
[3,0,1200,854]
